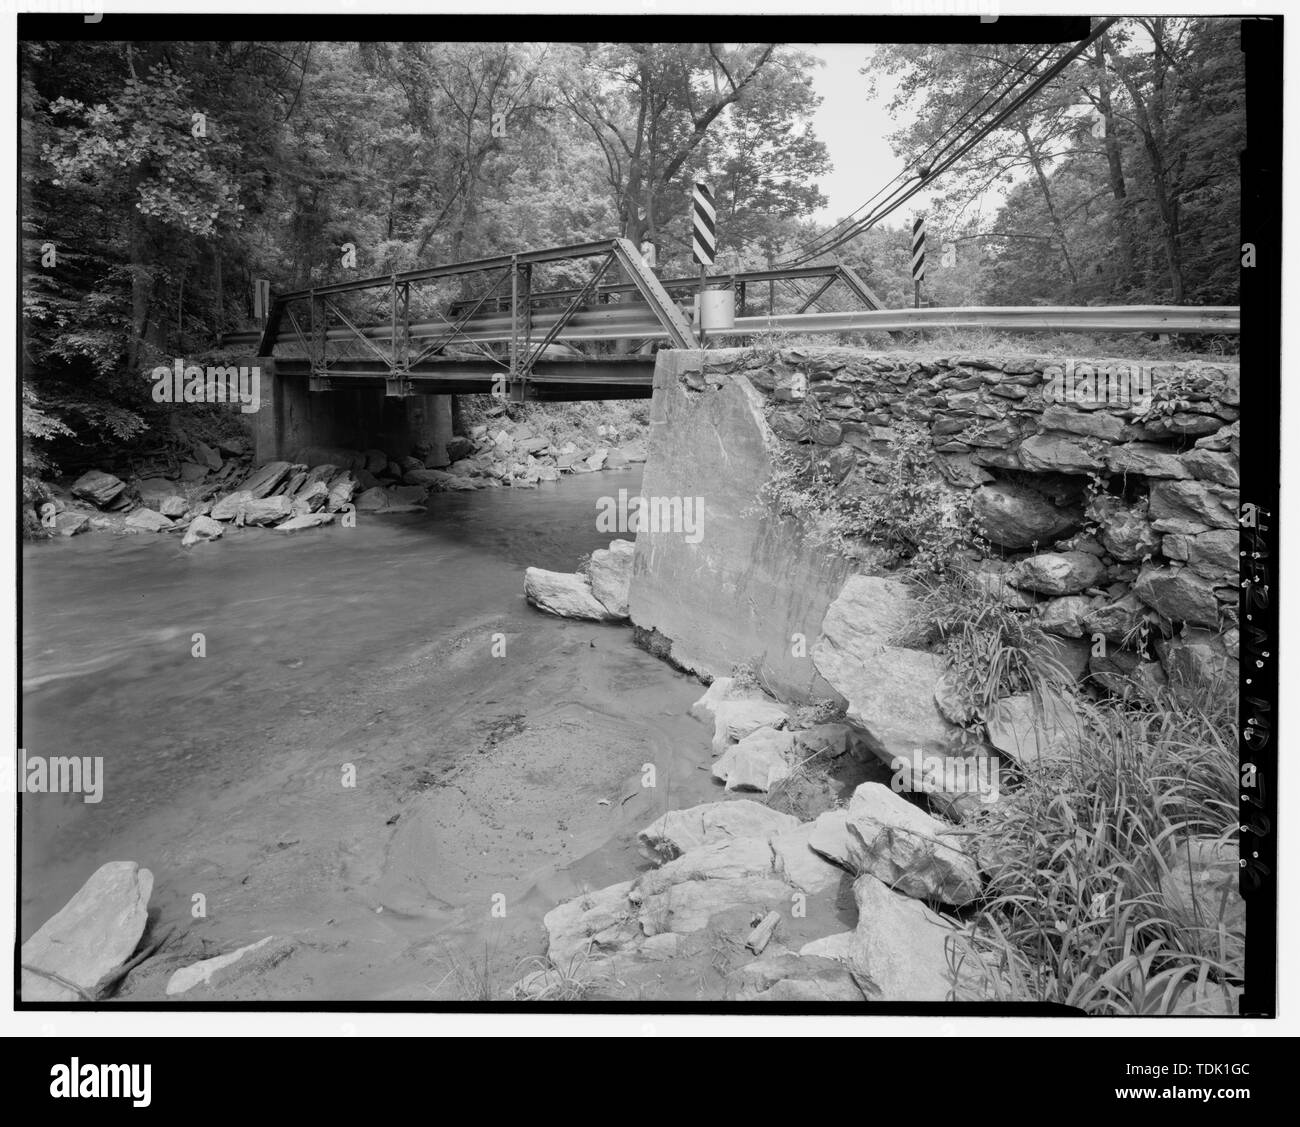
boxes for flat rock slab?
[730,952,867,1001]
[240,461,292,499]
[165,936,275,996]
[637,799,799,863]
[274,512,335,532]
[70,470,125,507]
[124,508,174,533]
[21,861,153,1001]
[53,511,90,537]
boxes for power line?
[778,19,1117,267]
[776,43,1050,266]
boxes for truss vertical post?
[509,255,520,385]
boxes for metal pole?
[509,255,519,384]
[698,264,707,348]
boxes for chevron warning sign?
[693,182,716,267]
[911,216,926,282]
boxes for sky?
[801,43,911,224]
[798,42,1009,234]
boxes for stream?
[21,468,724,1000]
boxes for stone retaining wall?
[629,346,1239,699]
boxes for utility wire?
[778,20,1116,267]
[776,43,1048,265]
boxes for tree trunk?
[1020,126,1080,294]
[1094,40,1136,294]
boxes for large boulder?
[21,861,153,1001]
[1009,551,1104,595]
[846,874,965,1001]
[636,799,799,863]
[588,539,635,618]
[811,575,956,768]
[70,470,125,507]
[806,783,980,906]
[524,568,623,621]
[971,482,1077,549]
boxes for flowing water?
[20,468,725,1000]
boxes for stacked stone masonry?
[687,347,1240,690]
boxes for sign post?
[693,182,716,345]
[911,216,926,308]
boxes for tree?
[559,43,793,263]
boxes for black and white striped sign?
[911,216,926,282]
[693,182,716,267]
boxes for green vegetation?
[952,687,1239,1014]
[758,418,976,572]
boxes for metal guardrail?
[223,302,1240,352]
[731,305,1240,336]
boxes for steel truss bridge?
[222,238,1240,402]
